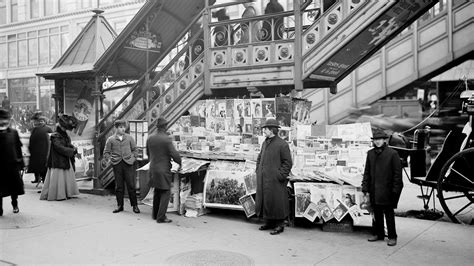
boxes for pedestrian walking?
[103,120,140,214]
[362,129,403,246]
[255,118,293,235]
[29,112,53,184]
[0,108,24,216]
[40,114,80,201]
[146,117,182,223]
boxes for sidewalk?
[0,173,473,265]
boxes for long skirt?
[40,162,79,201]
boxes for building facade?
[0,0,146,120]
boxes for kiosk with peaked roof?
[37,9,118,191]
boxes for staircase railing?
[97,9,205,140]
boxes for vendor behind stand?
[256,118,293,235]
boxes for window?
[18,39,27,67]
[11,0,18,23]
[28,37,38,65]
[8,40,17,67]
[39,78,54,118]
[49,34,60,64]
[0,0,6,25]
[81,0,93,9]
[59,0,74,13]
[99,0,123,7]
[3,26,69,68]
[30,0,39,18]
[61,33,69,54]
[8,78,37,110]
[0,37,6,68]
[44,0,55,16]
[39,36,49,65]
[114,20,127,33]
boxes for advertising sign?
[312,0,437,81]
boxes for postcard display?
[291,122,374,227]
[168,97,312,213]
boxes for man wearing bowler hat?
[362,128,403,246]
[256,118,293,235]
[146,117,182,223]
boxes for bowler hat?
[58,114,78,130]
[262,118,280,128]
[156,117,168,127]
[372,129,389,139]
[0,108,11,120]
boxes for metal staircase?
[95,0,445,187]
[303,1,473,124]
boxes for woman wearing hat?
[40,114,80,201]
[29,113,53,184]
[0,108,24,216]
[362,128,403,246]
[255,118,292,235]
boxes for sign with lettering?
[311,0,437,81]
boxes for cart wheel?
[437,148,474,224]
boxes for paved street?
[1,173,473,265]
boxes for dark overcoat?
[255,136,293,220]
[28,125,52,173]
[0,128,25,197]
[362,145,403,208]
[146,131,182,190]
[47,127,76,171]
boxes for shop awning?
[93,0,206,80]
[37,9,117,79]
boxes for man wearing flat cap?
[103,119,140,214]
[362,128,403,246]
[29,113,53,184]
[146,117,182,223]
[255,118,292,235]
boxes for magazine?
[333,199,349,222]
[239,194,256,218]
[320,203,334,222]
[303,202,320,222]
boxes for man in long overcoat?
[0,108,24,216]
[28,114,52,183]
[362,129,403,246]
[256,118,293,235]
[146,117,182,223]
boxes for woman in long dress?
[40,114,80,201]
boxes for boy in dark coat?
[362,129,403,246]
[256,118,293,235]
[29,113,53,183]
[0,108,24,216]
[146,117,182,223]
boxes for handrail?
[96,8,206,130]
[139,53,205,122]
[97,28,204,140]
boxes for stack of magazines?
[184,193,204,217]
